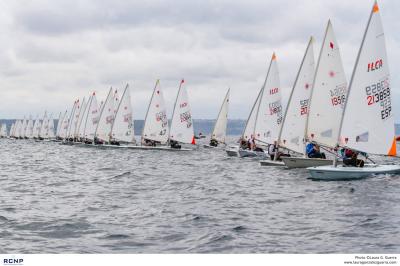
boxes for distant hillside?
[1,119,397,136]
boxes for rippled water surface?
[1,138,399,253]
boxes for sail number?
[330,85,346,107]
[365,80,390,105]
[300,99,309,115]
[365,78,392,120]
[180,111,193,128]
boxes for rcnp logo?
[3,258,23,265]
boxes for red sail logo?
[367,59,383,72]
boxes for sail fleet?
[1,1,399,180]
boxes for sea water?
[0,138,399,253]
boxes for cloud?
[0,0,399,123]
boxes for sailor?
[306,142,326,159]
[209,138,218,147]
[170,139,181,149]
[342,148,365,167]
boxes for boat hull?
[282,157,333,168]
[238,149,267,159]
[308,164,400,181]
[126,145,193,151]
[225,145,239,157]
[259,160,285,166]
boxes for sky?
[0,0,399,121]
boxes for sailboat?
[74,97,87,141]
[48,115,55,140]
[14,120,21,139]
[260,39,316,166]
[33,116,41,139]
[66,99,80,142]
[0,123,7,138]
[55,112,62,139]
[226,81,263,157]
[204,88,230,148]
[94,88,114,144]
[9,123,14,138]
[280,20,347,168]
[58,111,69,140]
[308,1,400,180]
[108,84,136,146]
[141,80,169,146]
[78,95,92,142]
[236,53,281,159]
[168,79,196,150]
[39,112,49,140]
[20,117,27,139]
[83,92,100,144]
[25,116,34,139]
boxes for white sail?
[59,111,69,139]
[0,124,7,137]
[26,116,34,138]
[66,100,77,139]
[39,112,49,139]
[254,53,283,145]
[84,93,100,141]
[142,80,169,144]
[9,123,14,137]
[20,118,27,138]
[95,88,114,142]
[15,120,21,138]
[75,98,87,138]
[70,98,83,139]
[113,89,119,118]
[33,116,41,138]
[242,87,263,141]
[55,112,62,137]
[279,38,315,154]
[339,2,396,156]
[48,115,55,139]
[78,95,92,139]
[110,85,135,143]
[169,79,195,144]
[306,20,347,148]
[211,89,230,143]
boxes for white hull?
[238,149,267,159]
[225,145,239,157]
[126,145,193,152]
[259,160,285,166]
[308,164,400,181]
[282,157,333,168]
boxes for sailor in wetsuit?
[209,138,219,147]
[170,139,181,149]
[342,148,365,167]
